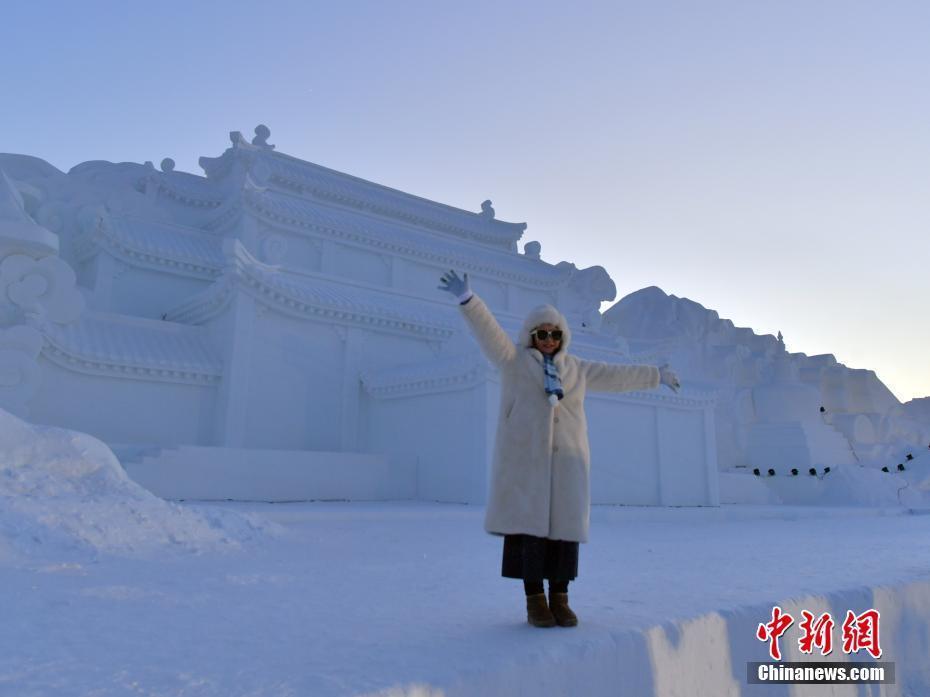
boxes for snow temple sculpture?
[0,127,718,505]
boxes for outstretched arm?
[580,360,661,393]
[439,270,515,366]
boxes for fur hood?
[517,304,572,355]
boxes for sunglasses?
[532,329,563,341]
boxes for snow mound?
[0,409,279,561]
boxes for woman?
[439,270,680,628]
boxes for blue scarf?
[543,354,564,401]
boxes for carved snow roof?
[168,242,457,340]
[75,214,224,280]
[221,187,569,288]
[199,136,526,250]
[82,189,567,290]
[262,151,526,250]
[146,168,225,210]
[41,312,222,384]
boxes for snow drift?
[0,408,277,561]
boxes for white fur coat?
[460,294,660,543]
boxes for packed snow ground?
[4,410,930,696]
[4,501,930,696]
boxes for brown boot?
[548,592,578,627]
[526,593,556,627]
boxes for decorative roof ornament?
[251,124,274,150]
[160,158,175,173]
[479,199,495,220]
[557,262,617,331]
[523,241,542,260]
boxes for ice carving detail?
[0,324,43,416]
[0,254,84,325]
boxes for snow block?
[374,580,930,696]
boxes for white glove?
[438,269,473,304]
[659,364,680,393]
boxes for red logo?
[798,611,835,655]
[757,606,794,660]
[842,609,882,659]
[757,607,881,660]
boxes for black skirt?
[501,534,579,581]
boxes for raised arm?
[439,270,516,366]
[580,359,661,393]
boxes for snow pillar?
[339,327,362,450]
[213,292,257,447]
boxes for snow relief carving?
[0,167,84,416]
[0,324,43,416]
[260,234,288,264]
[0,254,84,326]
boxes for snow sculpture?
[0,170,84,416]
[0,170,58,257]
[747,337,857,470]
[0,325,42,415]
[0,126,717,506]
[0,254,83,324]
[523,241,541,260]
[556,262,616,331]
[603,286,929,474]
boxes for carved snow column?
[212,240,257,447]
[339,326,362,450]
[0,170,84,416]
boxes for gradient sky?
[3,1,929,401]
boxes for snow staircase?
[110,443,172,467]
[120,445,407,502]
[748,420,857,471]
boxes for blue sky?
[3,1,929,400]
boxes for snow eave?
[40,312,223,385]
[361,355,495,400]
[73,214,223,281]
[167,257,457,341]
